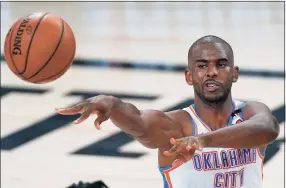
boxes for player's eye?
[217,63,226,68]
[198,63,207,69]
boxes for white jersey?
[159,100,265,188]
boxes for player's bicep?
[136,110,183,149]
[242,101,279,134]
[242,101,280,148]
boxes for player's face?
[186,43,238,104]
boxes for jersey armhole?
[182,107,198,136]
[191,118,197,136]
[238,102,246,121]
[158,165,172,188]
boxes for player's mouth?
[204,80,221,92]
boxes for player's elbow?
[137,137,161,149]
[136,130,170,149]
[271,116,280,137]
[141,142,159,149]
[265,115,280,143]
[267,129,279,144]
[137,133,165,149]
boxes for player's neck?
[194,95,233,130]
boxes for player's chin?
[203,90,222,96]
[203,92,224,103]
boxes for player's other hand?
[55,95,116,130]
[163,137,201,167]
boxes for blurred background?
[1,2,285,188]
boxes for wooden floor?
[1,2,284,188]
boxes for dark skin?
[56,42,279,168]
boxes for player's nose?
[206,65,218,78]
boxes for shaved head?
[188,35,234,68]
[184,35,238,105]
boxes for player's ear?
[232,66,239,83]
[185,68,193,86]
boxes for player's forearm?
[198,113,279,149]
[109,97,147,137]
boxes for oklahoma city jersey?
[159,100,265,188]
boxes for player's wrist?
[196,134,210,148]
[108,96,123,113]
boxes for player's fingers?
[94,114,109,130]
[172,137,186,145]
[164,142,186,156]
[170,138,178,145]
[56,101,86,115]
[170,138,187,149]
[164,137,190,156]
[163,145,177,156]
[185,148,196,160]
[190,149,196,158]
[186,142,199,151]
[194,142,199,150]
[73,105,92,124]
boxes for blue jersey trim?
[227,100,236,126]
[158,165,173,188]
[192,101,236,128]
[191,118,197,136]
[159,164,173,171]
[259,149,266,157]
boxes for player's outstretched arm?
[56,95,183,149]
[163,101,280,166]
[197,101,280,149]
[165,101,280,156]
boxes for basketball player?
[56,35,280,188]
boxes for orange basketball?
[4,12,76,84]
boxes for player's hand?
[55,95,116,130]
[163,137,201,167]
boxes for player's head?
[185,35,239,104]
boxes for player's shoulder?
[165,109,191,121]
[239,100,271,111]
[139,109,190,125]
[165,109,193,134]
[239,100,273,120]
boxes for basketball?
[3,12,76,84]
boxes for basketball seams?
[25,16,65,80]
[34,60,71,83]
[20,13,49,75]
[34,19,75,83]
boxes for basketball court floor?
[1,2,285,188]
